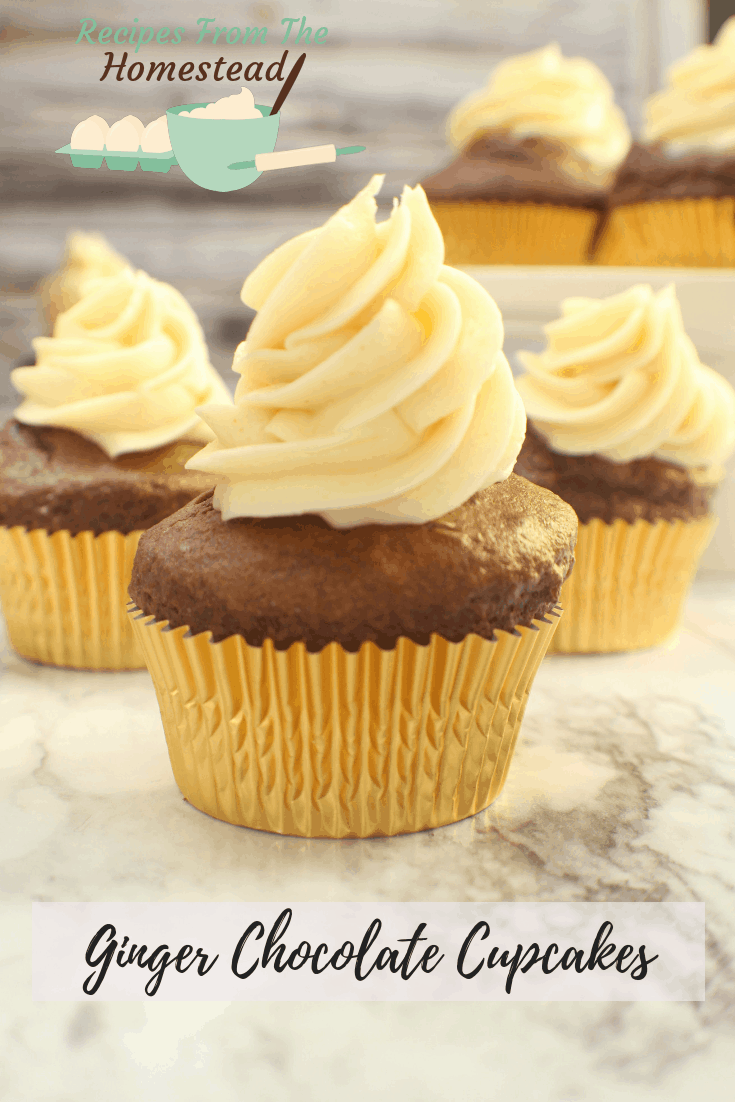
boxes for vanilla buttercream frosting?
[447,42,631,176]
[14,268,232,458]
[515,284,735,469]
[187,175,526,527]
[43,232,128,320]
[644,18,735,155]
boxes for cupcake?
[127,175,578,839]
[598,18,735,266]
[421,43,631,265]
[0,266,231,670]
[40,231,128,329]
[514,283,735,654]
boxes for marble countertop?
[2,578,735,1101]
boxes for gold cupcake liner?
[595,197,735,267]
[548,515,715,654]
[428,201,598,265]
[128,606,560,838]
[0,525,145,669]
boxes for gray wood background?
[0,0,704,411]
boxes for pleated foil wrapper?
[548,515,715,655]
[0,525,145,670]
[128,605,560,838]
[428,201,598,266]
[595,197,735,267]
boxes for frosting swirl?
[188,175,525,527]
[42,232,128,321]
[448,43,631,176]
[515,284,735,469]
[14,267,232,457]
[644,18,735,155]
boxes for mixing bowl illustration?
[167,103,280,192]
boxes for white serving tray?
[462,266,735,575]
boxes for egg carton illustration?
[56,82,365,192]
[56,113,177,171]
[55,147,178,172]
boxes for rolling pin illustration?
[228,145,365,172]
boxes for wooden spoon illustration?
[270,52,306,117]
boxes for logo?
[55,50,365,192]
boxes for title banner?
[33,902,704,1002]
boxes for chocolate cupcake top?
[187,175,526,528]
[643,17,735,158]
[130,177,580,651]
[0,419,214,536]
[447,43,631,177]
[514,423,717,525]
[423,42,630,207]
[515,283,735,472]
[607,141,735,207]
[129,476,577,651]
[13,266,231,458]
[606,18,735,210]
[421,135,611,210]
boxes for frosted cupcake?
[0,266,231,670]
[514,284,735,653]
[422,43,631,265]
[41,232,128,329]
[128,176,578,838]
[599,18,735,266]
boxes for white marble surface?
[2,579,735,1100]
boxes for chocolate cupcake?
[514,283,735,653]
[0,421,212,536]
[422,43,631,265]
[128,176,578,838]
[598,19,735,266]
[0,266,231,670]
[516,422,716,527]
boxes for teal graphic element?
[55,145,178,173]
[56,85,366,190]
[137,151,178,174]
[166,103,280,193]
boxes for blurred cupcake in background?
[41,231,128,329]
[599,18,735,266]
[0,266,230,670]
[422,43,631,265]
[513,283,735,653]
